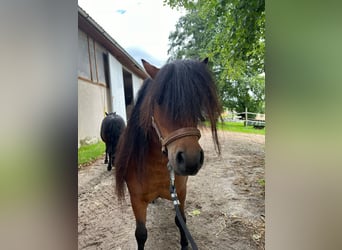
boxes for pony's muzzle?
[174,148,204,176]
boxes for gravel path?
[78,129,265,249]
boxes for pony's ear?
[202,57,209,64]
[142,59,160,79]
[105,112,108,116]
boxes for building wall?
[132,74,143,103]
[78,79,110,144]
[78,27,144,146]
[78,67,143,145]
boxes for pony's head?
[141,58,221,176]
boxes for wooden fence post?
[245,107,248,127]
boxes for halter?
[151,116,201,153]
[151,116,199,249]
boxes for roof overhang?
[78,6,148,80]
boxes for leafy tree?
[220,74,265,114]
[164,0,265,114]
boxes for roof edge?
[78,6,148,79]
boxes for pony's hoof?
[104,159,108,164]
[107,165,112,171]
[181,246,188,250]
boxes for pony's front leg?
[175,192,189,250]
[131,198,148,250]
[135,221,147,250]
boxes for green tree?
[220,74,265,114]
[164,0,265,114]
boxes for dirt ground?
[78,129,265,250]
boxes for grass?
[78,141,105,167]
[78,121,263,167]
[206,121,265,135]
[258,179,265,187]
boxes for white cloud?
[78,0,185,64]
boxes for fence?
[224,108,265,129]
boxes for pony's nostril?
[199,149,204,165]
[176,151,185,165]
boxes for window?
[78,29,108,86]
[95,42,107,84]
[88,37,97,82]
[78,29,91,79]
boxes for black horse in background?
[100,112,126,171]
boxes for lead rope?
[167,162,198,250]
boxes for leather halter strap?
[151,116,201,153]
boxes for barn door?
[122,69,133,120]
[107,54,127,124]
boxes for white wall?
[132,74,144,104]
[78,79,110,143]
[108,55,127,123]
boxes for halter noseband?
[151,116,201,153]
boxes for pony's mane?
[115,78,152,200]
[115,59,221,200]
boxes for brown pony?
[115,58,221,249]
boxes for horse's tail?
[109,115,126,153]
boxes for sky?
[78,0,185,67]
